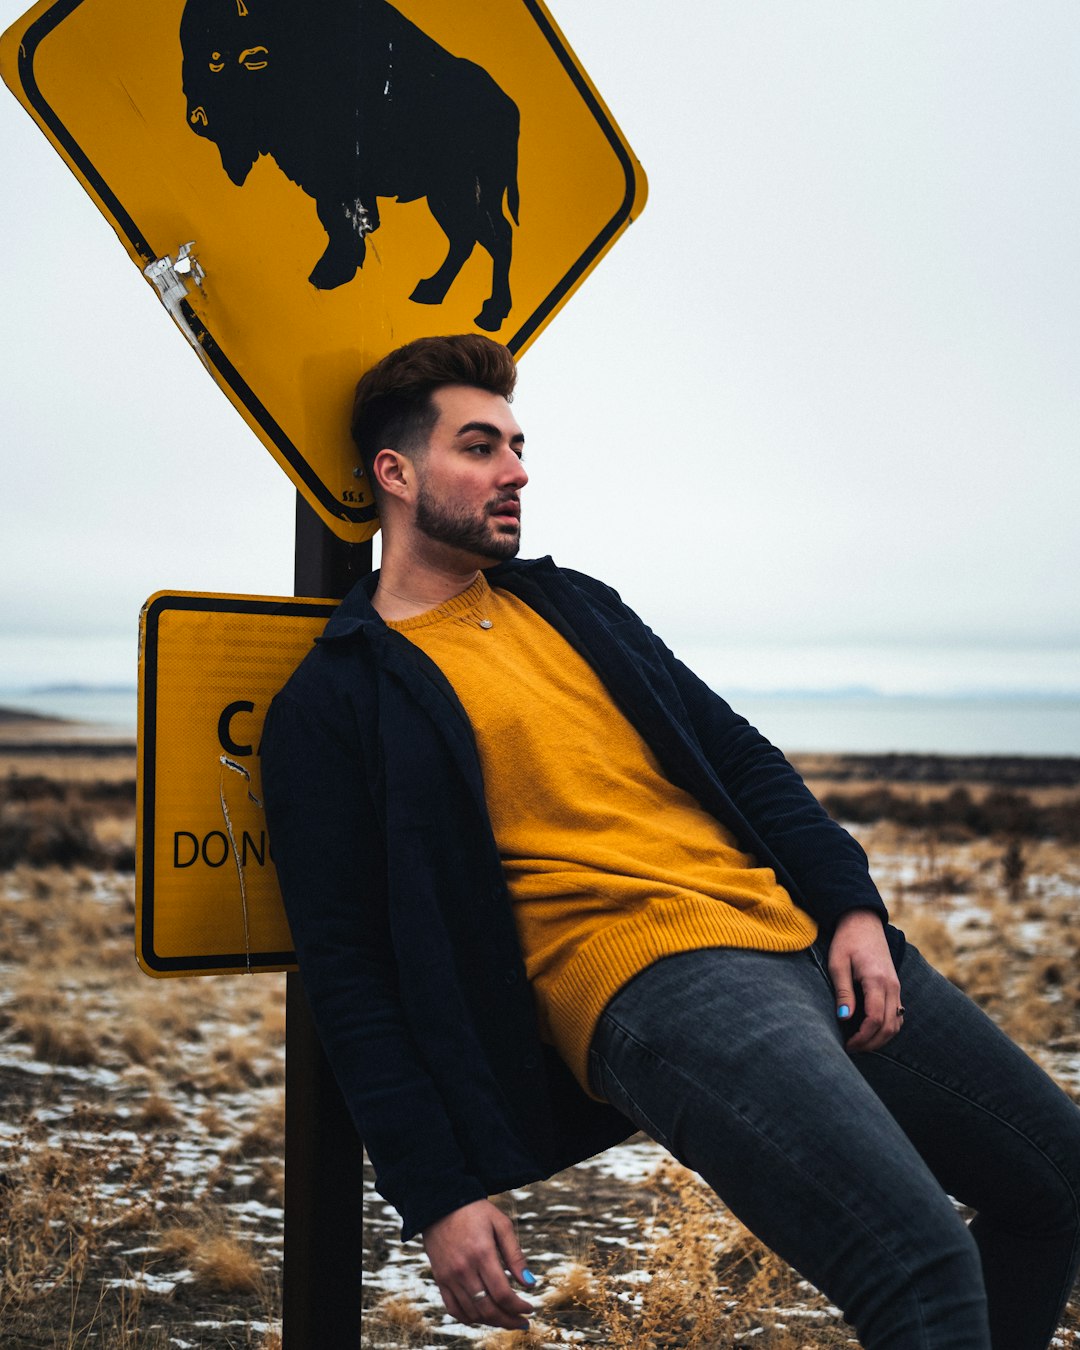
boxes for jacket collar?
[317,556,559,642]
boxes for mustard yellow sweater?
[389,574,817,1090]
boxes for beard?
[414,483,521,561]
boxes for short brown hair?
[351,335,517,496]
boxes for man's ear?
[373,448,411,499]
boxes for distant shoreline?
[1,717,1078,788]
[0,706,134,751]
[0,740,136,757]
[791,750,1080,789]
[0,704,65,724]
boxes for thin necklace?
[378,572,480,607]
[380,574,494,629]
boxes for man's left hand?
[828,909,903,1053]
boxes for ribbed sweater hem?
[542,898,818,1097]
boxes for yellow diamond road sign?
[137,591,337,977]
[1,0,647,542]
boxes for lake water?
[734,693,1080,756]
[3,686,1080,757]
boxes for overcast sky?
[1,0,1077,694]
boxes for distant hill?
[28,684,136,695]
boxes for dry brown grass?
[0,1126,164,1332]
[476,1324,549,1349]
[256,1157,286,1206]
[540,1259,597,1311]
[135,1092,180,1129]
[0,858,286,1346]
[3,752,1079,1347]
[67,1276,175,1350]
[0,771,136,869]
[366,1294,431,1341]
[229,1092,286,1159]
[158,1214,264,1294]
[0,868,283,1065]
[579,1161,849,1349]
[22,1014,102,1067]
[0,748,135,784]
[195,1233,264,1294]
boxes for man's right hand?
[421,1198,535,1331]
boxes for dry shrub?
[998,956,1080,1049]
[1001,838,1027,902]
[541,1259,597,1311]
[578,1163,849,1350]
[740,1241,802,1316]
[1003,994,1072,1050]
[0,798,98,868]
[229,1093,286,1159]
[822,782,1080,841]
[260,999,288,1041]
[584,1160,729,1349]
[193,1233,263,1294]
[0,772,136,870]
[22,1014,101,1067]
[367,1293,431,1338]
[256,1157,286,1206]
[0,1145,94,1321]
[158,1212,264,1296]
[64,891,120,945]
[0,1130,156,1325]
[127,983,208,1046]
[198,1103,227,1136]
[8,970,65,1008]
[158,1224,201,1260]
[137,1092,180,1129]
[92,811,136,861]
[120,1021,167,1068]
[477,1324,549,1349]
[206,1034,273,1091]
[953,948,1006,1009]
[895,907,956,978]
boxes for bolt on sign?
[1,0,647,542]
[137,592,337,977]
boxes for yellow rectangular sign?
[137,591,336,977]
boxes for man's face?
[411,385,528,564]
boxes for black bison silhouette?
[180,0,520,331]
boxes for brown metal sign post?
[285,496,371,1347]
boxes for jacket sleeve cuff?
[398,1178,490,1244]
[795,859,890,935]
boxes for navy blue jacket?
[260,556,900,1240]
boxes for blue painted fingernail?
[837,1004,852,1019]
[521,1269,537,1286]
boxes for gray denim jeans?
[588,943,1080,1349]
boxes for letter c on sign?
[218,700,255,756]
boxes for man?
[261,335,1080,1348]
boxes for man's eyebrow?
[455,420,525,445]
